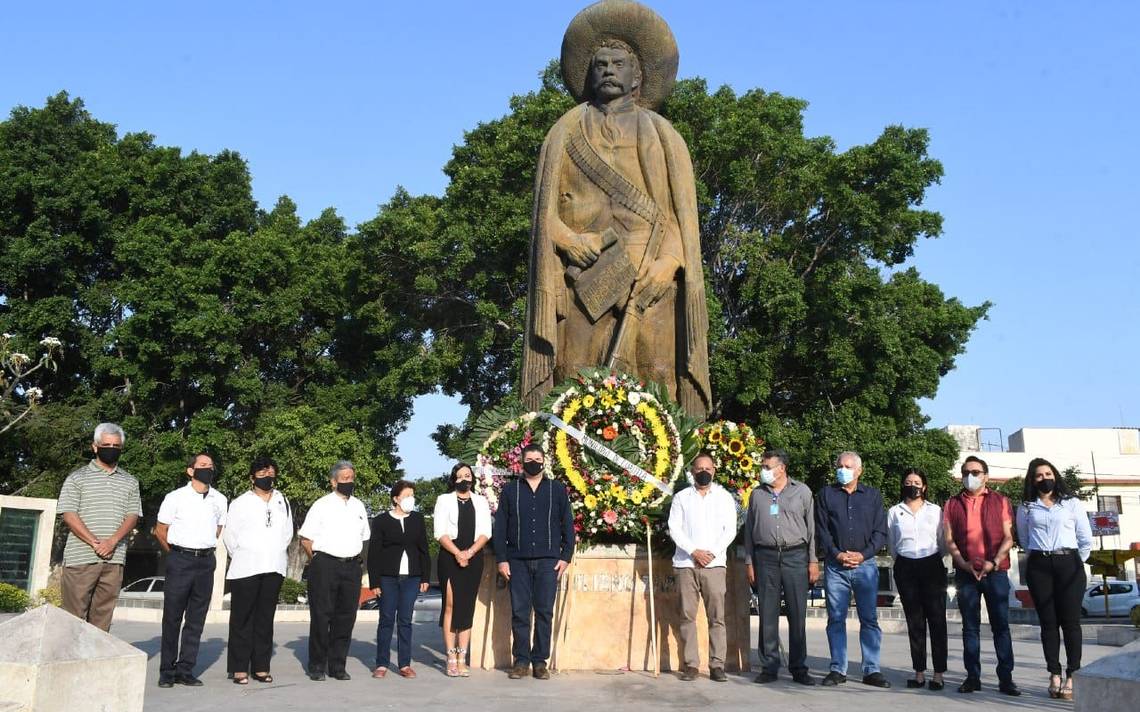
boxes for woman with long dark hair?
[887,467,948,690]
[433,463,492,677]
[1016,458,1093,700]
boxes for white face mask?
[760,468,776,485]
[399,495,416,513]
[836,467,855,485]
[964,474,984,492]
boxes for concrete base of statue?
[469,544,751,672]
[1075,638,1140,712]
[0,605,146,712]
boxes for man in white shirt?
[668,451,737,682]
[298,460,371,681]
[155,452,228,688]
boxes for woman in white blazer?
[433,462,492,677]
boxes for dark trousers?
[375,575,420,669]
[1025,551,1086,675]
[752,546,810,675]
[160,550,216,678]
[307,552,361,675]
[227,572,284,674]
[955,568,1014,684]
[894,554,948,673]
[507,557,558,667]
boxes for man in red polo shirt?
[943,456,1019,696]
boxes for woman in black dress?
[433,463,492,677]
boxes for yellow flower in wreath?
[739,455,754,471]
[581,394,596,408]
[708,428,723,444]
[728,438,745,455]
[630,490,644,505]
[609,483,627,502]
[584,494,598,510]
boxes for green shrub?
[278,577,306,604]
[0,583,30,612]
[35,584,62,608]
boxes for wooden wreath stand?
[470,544,751,673]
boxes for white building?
[946,426,1140,583]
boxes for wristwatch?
[989,559,1000,569]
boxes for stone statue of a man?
[521,0,711,418]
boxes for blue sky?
[3,1,1137,477]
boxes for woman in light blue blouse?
[1015,458,1093,701]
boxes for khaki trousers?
[675,565,727,669]
[61,561,124,631]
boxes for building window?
[1097,495,1123,513]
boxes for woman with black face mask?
[887,468,948,691]
[1016,457,1093,701]
[432,462,492,677]
[222,456,294,684]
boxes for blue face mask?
[836,467,855,485]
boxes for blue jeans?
[955,569,1014,683]
[824,560,882,675]
[375,575,420,669]
[508,558,559,666]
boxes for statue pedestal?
[470,545,751,672]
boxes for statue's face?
[590,45,639,101]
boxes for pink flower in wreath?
[602,510,619,525]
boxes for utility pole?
[1092,451,1110,619]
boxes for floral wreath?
[543,369,685,539]
[694,420,764,519]
[469,411,541,514]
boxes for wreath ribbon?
[540,412,673,496]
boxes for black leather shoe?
[863,672,891,688]
[907,679,925,689]
[821,671,847,686]
[331,671,351,681]
[508,664,528,680]
[710,667,727,682]
[679,666,698,682]
[175,674,203,687]
[958,677,981,693]
[157,678,174,688]
[308,672,326,681]
[928,679,944,691]
[998,682,1021,697]
[792,672,817,686]
[532,664,550,680]
[753,671,778,684]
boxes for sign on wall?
[1089,511,1120,537]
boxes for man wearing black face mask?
[668,452,737,682]
[58,422,142,631]
[298,460,371,681]
[155,452,228,687]
[492,443,575,680]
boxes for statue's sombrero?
[560,0,679,110]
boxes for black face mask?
[522,461,544,477]
[1035,478,1056,495]
[903,484,923,501]
[96,446,122,467]
[336,481,356,497]
[455,480,472,493]
[254,475,275,492]
[193,467,216,486]
[694,470,714,487]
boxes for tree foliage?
[0,93,437,515]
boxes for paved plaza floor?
[110,617,1116,711]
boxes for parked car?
[1081,580,1140,617]
[119,576,164,600]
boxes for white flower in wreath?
[627,391,641,406]
[725,421,738,431]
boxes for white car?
[119,576,165,600]
[1080,580,1140,617]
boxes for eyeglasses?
[963,469,985,476]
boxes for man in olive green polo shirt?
[58,422,142,631]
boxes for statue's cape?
[520,103,711,417]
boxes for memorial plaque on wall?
[0,508,40,591]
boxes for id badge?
[769,502,779,516]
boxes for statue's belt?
[564,119,667,323]
[472,413,672,497]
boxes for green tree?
[998,465,1092,508]
[393,67,988,494]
